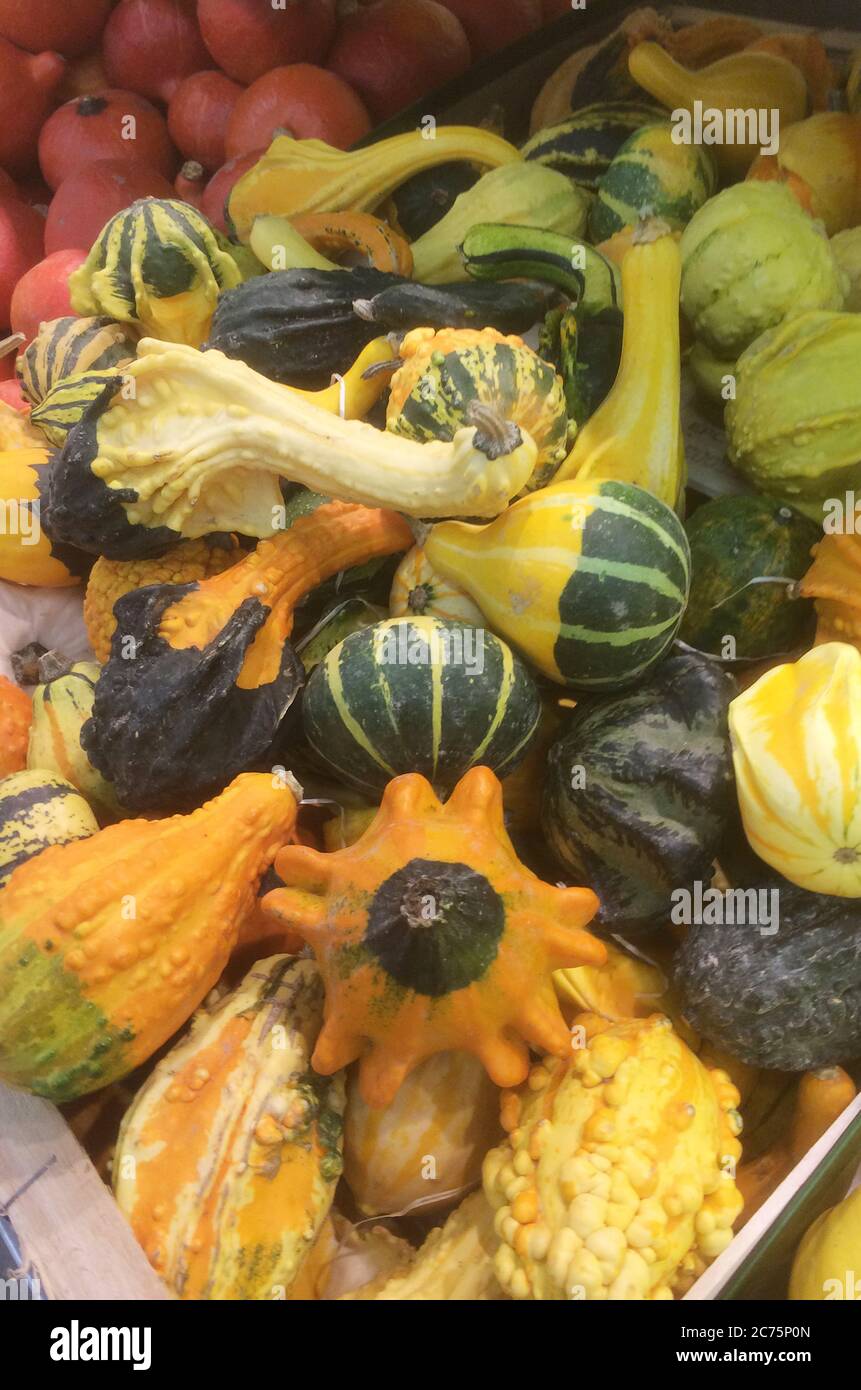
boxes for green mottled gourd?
[483,1012,744,1300]
[114,955,344,1300]
[0,771,300,1101]
[588,122,717,242]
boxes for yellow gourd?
[789,1186,861,1300]
[628,42,808,177]
[0,448,83,587]
[228,127,520,243]
[555,218,685,510]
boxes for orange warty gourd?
[0,676,32,777]
[263,766,605,1108]
[797,529,861,651]
[0,771,300,1101]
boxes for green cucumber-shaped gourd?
[352,278,559,336]
[459,223,620,317]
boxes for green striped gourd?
[521,100,668,190]
[31,369,123,447]
[113,956,345,1299]
[0,770,98,888]
[69,197,244,347]
[27,662,120,815]
[588,122,717,242]
[424,479,690,690]
[17,316,137,407]
[302,616,542,794]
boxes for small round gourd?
[17,315,137,406]
[389,546,484,626]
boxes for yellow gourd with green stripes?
[424,478,690,690]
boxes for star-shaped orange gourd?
[262,766,605,1107]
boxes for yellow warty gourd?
[483,1013,743,1300]
[555,219,685,510]
[728,643,861,897]
[628,42,808,177]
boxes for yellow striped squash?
[729,643,861,896]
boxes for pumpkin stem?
[465,400,523,460]
[633,215,674,244]
[708,575,801,611]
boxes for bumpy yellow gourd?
[228,127,520,243]
[555,219,685,510]
[627,42,807,176]
[729,643,861,896]
[483,1013,744,1300]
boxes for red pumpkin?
[102,0,213,104]
[174,159,206,208]
[201,149,262,233]
[225,64,371,158]
[328,0,472,122]
[0,197,45,329]
[44,160,174,255]
[0,0,113,57]
[0,378,27,410]
[168,70,243,170]
[0,38,65,176]
[438,0,541,57]
[197,0,337,85]
[39,91,178,192]
[10,249,87,342]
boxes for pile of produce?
[0,4,860,1302]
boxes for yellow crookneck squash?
[114,955,345,1300]
[0,771,300,1101]
[46,340,537,556]
[483,1012,744,1300]
[555,218,685,511]
[262,766,605,1108]
[228,127,521,243]
[728,642,861,896]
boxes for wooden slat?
[0,1084,169,1301]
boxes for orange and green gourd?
[114,955,345,1300]
[262,766,606,1108]
[0,771,300,1102]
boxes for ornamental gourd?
[262,767,606,1108]
[0,677,31,778]
[729,643,861,896]
[588,123,716,242]
[746,113,861,235]
[797,529,861,652]
[27,661,120,815]
[386,327,570,493]
[483,1013,744,1300]
[0,449,88,588]
[555,219,685,510]
[424,478,690,690]
[227,126,520,242]
[0,770,98,888]
[789,1187,861,1301]
[302,617,542,795]
[44,341,537,559]
[389,546,484,627]
[114,955,345,1300]
[69,198,245,347]
[343,1051,501,1217]
[0,771,300,1101]
[17,315,137,407]
[82,500,412,811]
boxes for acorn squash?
[542,651,736,934]
[0,771,300,1101]
[729,643,861,896]
[262,767,605,1108]
[114,955,344,1300]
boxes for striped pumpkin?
[521,100,668,190]
[17,316,137,407]
[386,327,570,493]
[302,616,542,793]
[389,546,484,626]
[424,479,691,690]
[31,369,121,447]
[588,123,718,242]
[0,770,98,888]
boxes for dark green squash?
[542,650,736,934]
[674,876,861,1071]
[302,616,541,794]
[352,277,558,336]
[680,496,820,660]
[296,598,386,674]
